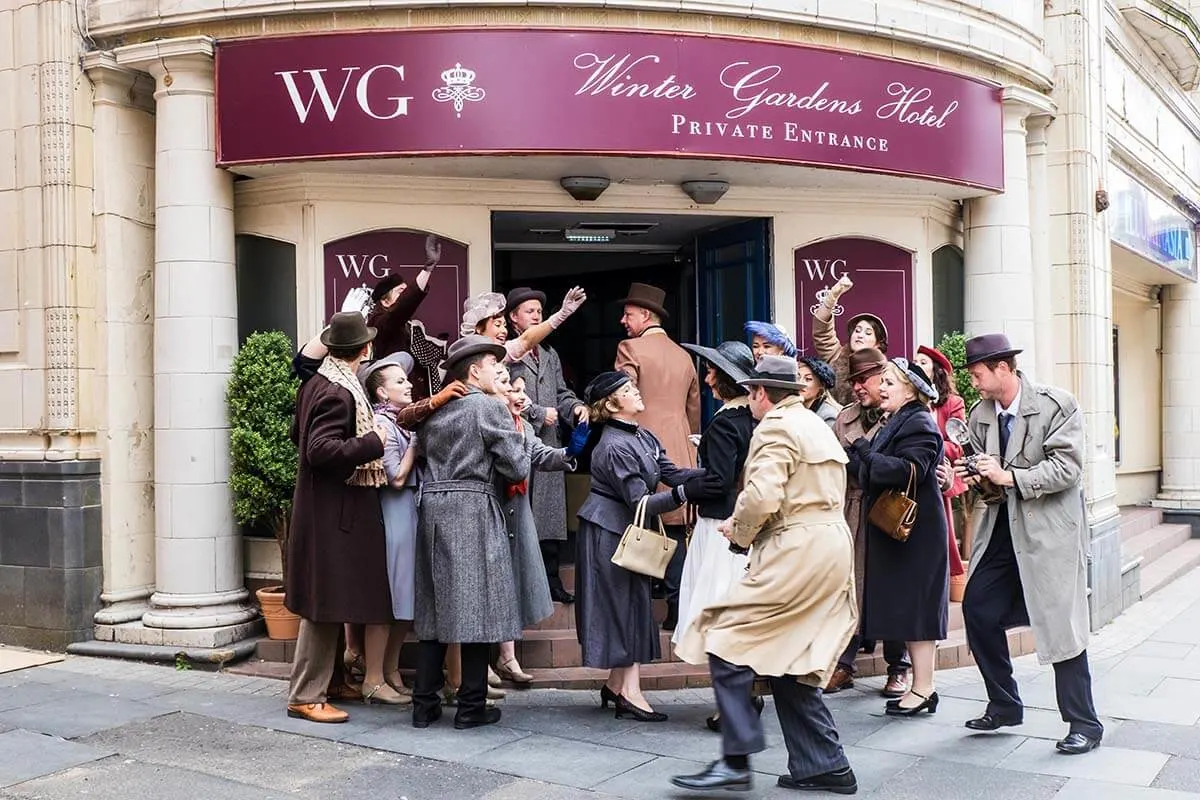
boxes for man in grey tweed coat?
[505,287,588,604]
[408,334,531,730]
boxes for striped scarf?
[318,356,386,488]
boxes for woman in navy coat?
[847,357,948,717]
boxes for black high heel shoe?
[885,691,939,716]
[600,685,620,709]
[615,695,669,722]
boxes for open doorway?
[491,211,773,400]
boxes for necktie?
[998,412,1013,456]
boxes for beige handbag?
[611,496,678,579]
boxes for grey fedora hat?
[357,351,415,392]
[739,354,803,391]
[442,333,506,371]
[682,340,756,385]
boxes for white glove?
[549,286,587,328]
[341,285,373,319]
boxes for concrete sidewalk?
[2,566,1200,799]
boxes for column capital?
[113,36,215,94]
[82,51,155,112]
[1001,86,1057,119]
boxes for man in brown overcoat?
[285,313,396,724]
[614,282,700,630]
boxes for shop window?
[235,235,297,346]
[932,245,965,343]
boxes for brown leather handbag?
[867,463,919,542]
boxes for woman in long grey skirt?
[574,371,707,722]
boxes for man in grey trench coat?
[505,287,588,604]
[954,333,1102,755]
[408,334,531,731]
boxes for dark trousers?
[963,514,1103,739]
[540,540,563,583]
[660,524,688,606]
[710,654,848,780]
[412,640,490,721]
[837,635,910,675]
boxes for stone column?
[1157,281,1200,516]
[962,89,1053,376]
[1026,113,1056,382]
[114,38,258,647]
[82,53,157,628]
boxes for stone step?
[1140,539,1200,599]
[1122,523,1193,567]
[1119,506,1164,543]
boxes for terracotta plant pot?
[949,572,967,604]
[255,585,300,641]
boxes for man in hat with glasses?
[615,282,701,631]
[953,334,1102,755]
[408,334,531,731]
[672,355,858,795]
[505,287,588,604]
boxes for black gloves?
[682,473,726,503]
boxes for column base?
[142,588,259,630]
[93,587,154,625]
[1086,512,1124,631]
[68,633,261,666]
[94,616,263,649]
[1152,494,1200,537]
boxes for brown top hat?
[962,333,1023,367]
[620,282,669,319]
[846,347,888,382]
[442,334,507,371]
[320,312,377,349]
[504,287,547,313]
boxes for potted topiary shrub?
[936,331,980,597]
[228,330,301,640]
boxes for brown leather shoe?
[882,672,909,698]
[823,666,855,694]
[286,702,349,723]
[326,683,364,703]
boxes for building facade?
[0,0,1196,653]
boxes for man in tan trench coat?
[954,333,1102,755]
[672,356,858,795]
[614,282,700,630]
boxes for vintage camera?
[945,418,1008,505]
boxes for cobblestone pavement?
[2,566,1200,799]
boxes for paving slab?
[1108,720,1200,759]
[589,754,828,800]
[302,759,523,800]
[1052,777,1200,799]
[1153,757,1200,794]
[466,733,656,789]
[854,757,1066,799]
[0,730,114,789]
[0,681,72,713]
[592,709,741,761]
[343,715,532,762]
[0,692,171,739]
[855,721,1026,767]
[3,757,297,800]
[481,778,622,799]
[1136,642,1198,660]
[997,737,1169,786]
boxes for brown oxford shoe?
[326,683,364,703]
[881,671,908,698]
[286,702,349,723]
[823,666,855,694]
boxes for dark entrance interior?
[491,211,773,399]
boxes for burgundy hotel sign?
[214,29,1004,189]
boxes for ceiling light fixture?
[681,180,730,205]
[559,176,611,202]
[564,227,616,243]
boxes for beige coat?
[677,395,857,685]
[811,304,855,406]
[831,402,882,613]
[966,372,1091,665]
[615,329,701,525]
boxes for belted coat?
[411,388,531,643]
[965,372,1091,665]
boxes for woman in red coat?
[913,346,967,582]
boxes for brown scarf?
[318,356,386,488]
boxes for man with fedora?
[673,355,858,795]
[285,312,397,724]
[408,334,531,730]
[953,333,1102,755]
[615,282,701,630]
[367,234,442,399]
[825,347,912,697]
[505,286,588,604]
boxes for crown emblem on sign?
[432,62,486,118]
[441,63,476,87]
[809,286,845,317]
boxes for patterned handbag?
[611,495,678,579]
[867,463,919,542]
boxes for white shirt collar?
[994,387,1021,419]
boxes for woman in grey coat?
[575,371,707,723]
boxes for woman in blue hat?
[744,321,797,362]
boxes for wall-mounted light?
[681,180,729,205]
[560,176,610,202]
[564,227,616,243]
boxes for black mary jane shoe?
[453,706,502,730]
[670,760,752,792]
[706,696,765,732]
[884,690,939,717]
[615,696,668,722]
[777,767,858,795]
[600,685,620,709]
[964,712,1023,731]
[1056,732,1101,755]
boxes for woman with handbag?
[847,358,949,717]
[574,371,707,722]
[674,341,760,732]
